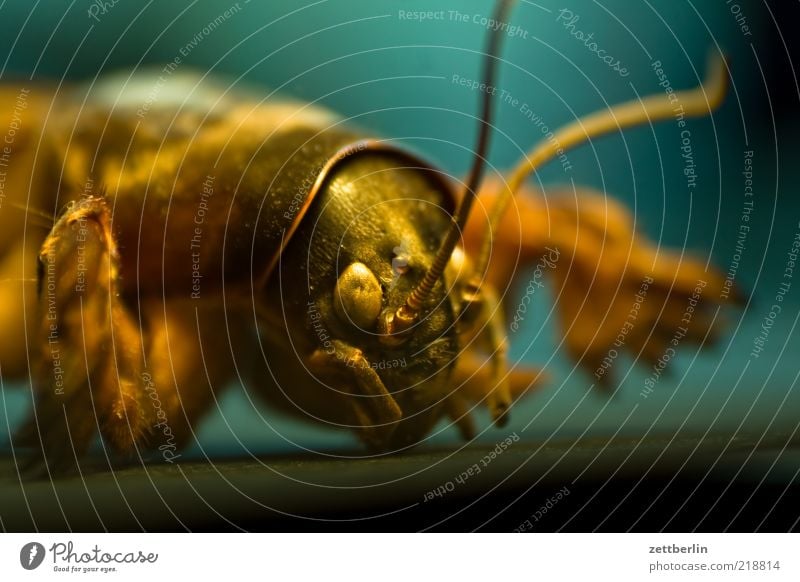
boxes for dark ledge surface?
[1,433,798,531]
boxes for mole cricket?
[0,0,734,472]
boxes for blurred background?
[0,0,797,466]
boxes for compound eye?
[334,262,383,330]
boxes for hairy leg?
[464,181,735,388]
[0,241,39,379]
[18,197,152,472]
[138,298,239,457]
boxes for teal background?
[0,1,797,460]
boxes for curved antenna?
[474,51,729,278]
[386,0,517,337]
[5,201,56,229]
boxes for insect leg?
[0,241,39,379]
[449,276,548,435]
[474,287,513,425]
[139,299,238,455]
[19,197,152,472]
[307,340,402,448]
[457,284,513,425]
[443,394,477,441]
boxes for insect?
[0,0,733,472]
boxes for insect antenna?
[3,201,56,230]
[473,51,729,278]
[385,0,517,337]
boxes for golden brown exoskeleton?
[0,3,734,472]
